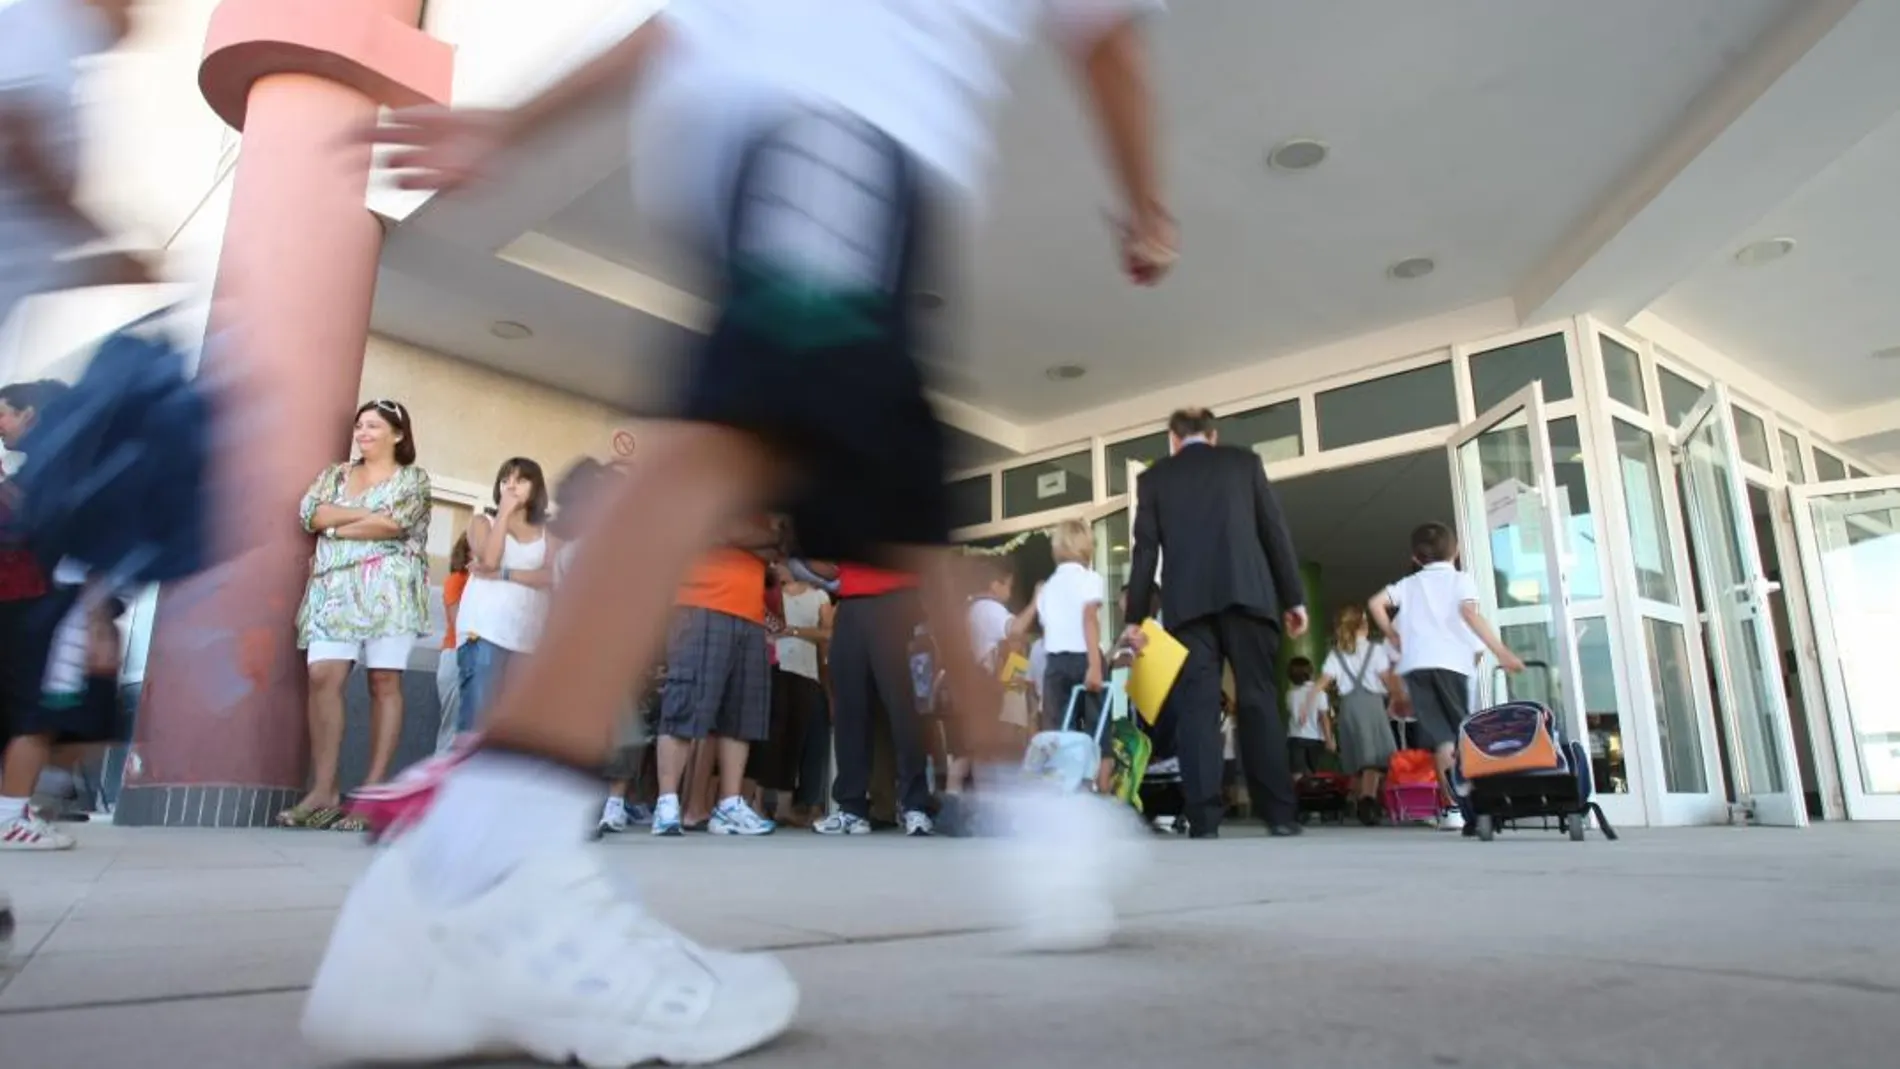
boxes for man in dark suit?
[1124,407,1307,838]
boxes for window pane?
[1470,333,1573,413]
[1644,617,1708,793]
[1599,335,1646,412]
[1316,362,1458,451]
[1472,415,1600,606]
[1779,431,1805,484]
[1849,466,1870,479]
[1814,450,1849,482]
[1549,418,1602,601]
[1732,406,1773,470]
[1092,509,1131,635]
[1612,420,1678,603]
[1001,451,1091,517]
[1218,400,1302,465]
[1658,366,1705,426]
[945,475,992,530]
[1105,432,1168,496]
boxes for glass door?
[1788,475,1900,820]
[1673,384,1806,826]
[1446,383,1589,747]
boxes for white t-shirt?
[632,0,1164,244]
[966,596,1013,670]
[0,0,104,335]
[774,585,829,681]
[1036,560,1105,655]
[1287,682,1330,742]
[1323,641,1392,697]
[1384,562,1484,676]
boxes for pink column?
[119,0,450,826]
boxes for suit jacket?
[1126,442,1302,630]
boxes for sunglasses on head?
[368,399,408,422]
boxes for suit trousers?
[829,591,931,819]
[1167,609,1294,831]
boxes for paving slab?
[3,822,1898,1067]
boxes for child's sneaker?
[989,786,1147,953]
[709,798,775,836]
[902,809,935,837]
[301,835,799,1065]
[810,811,872,836]
[1438,809,1466,832]
[0,814,75,851]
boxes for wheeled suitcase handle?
[1062,684,1116,745]
[1489,658,1555,706]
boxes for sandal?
[329,814,369,833]
[274,804,344,829]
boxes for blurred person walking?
[307,3,1174,1065]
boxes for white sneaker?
[301,838,799,1066]
[599,798,630,835]
[990,788,1147,953]
[651,796,683,837]
[0,815,75,851]
[902,810,934,837]
[810,811,871,836]
[708,798,775,837]
[1438,809,1466,832]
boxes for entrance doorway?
[1746,484,1826,818]
[1789,474,1900,821]
[1672,383,1807,826]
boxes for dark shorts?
[1404,668,1471,751]
[660,608,771,742]
[678,106,949,564]
[0,588,127,749]
[1287,738,1327,776]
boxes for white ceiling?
[1651,110,1900,412]
[370,0,1900,464]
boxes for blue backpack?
[11,309,215,585]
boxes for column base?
[115,784,304,827]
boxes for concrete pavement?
[4,820,1898,1068]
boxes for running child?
[1368,522,1523,834]
[306,3,1174,1066]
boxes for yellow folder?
[1127,618,1187,725]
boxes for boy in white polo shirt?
[1369,522,1522,833]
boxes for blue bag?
[11,308,216,584]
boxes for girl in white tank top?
[453,459,558,735]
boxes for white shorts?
[307,636,414,671]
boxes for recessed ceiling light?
[1733,238,1795,267]
[490,320,532,340]
[914,291,945,310]
[1387,256,1436,281]
[1045,364,1087,382]
[1266,138,1328,172]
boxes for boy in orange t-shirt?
[651,517,781,837]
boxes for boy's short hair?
[1050,518,1092,564]
[1410,522,1458,564]
[1287,656,1315,685]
